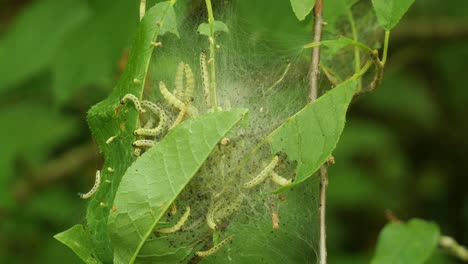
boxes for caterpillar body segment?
[156,206,191,234]
[170,99,192,129]
[132,139,155,148]
[134,101,168,137]
[183,64,195,101]
[78,170,101,199]
[270,171,292,186]
[174,62,185,99]
[159,81,198,116]
[243,156,279,188]
[200,50,211,108]
[120,94,146,113]
[206,200,224,230]
[214,194,244,222]
[196,235,234,257]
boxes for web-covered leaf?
[108,109,248,263]
[268,79,358,191]
[371,219,440,264]
[197,21,229,36]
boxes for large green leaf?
[81,2,177,262]
[268,79,358,190]
[54,225,100,264]
[108,109,248,263]
[0,0,89,94]
[371,219,440,264]
[371,0,415,30]
[289,0,316,21]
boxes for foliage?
[1,0,467,263]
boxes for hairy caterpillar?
[134,101,168,136]
[214,194,244,222]
[174,62,185,99]
[206,200,224,230]
[78,170,101,199]
[159,81,198,116]
[132,139,155,148]
[196,235,234,257]
[120,94,145,113]
[200,50,211,107]
[156,206,191,234]
[270,171,292,186]
[243,156,279,188]
[183,64,195,101]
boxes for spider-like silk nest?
[126,3,320,261]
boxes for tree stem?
[308,1,327,263]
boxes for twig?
[308,0,323,102]
[308,1,327,263]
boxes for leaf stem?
[204,0,218,109]
[381,30,390,65]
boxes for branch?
[308,1,327,263]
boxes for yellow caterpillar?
[200,50,211,107]
[196,235,234,257]
[78,170,101,199]
[159,81,198,116]
[206,200,224,230]
[270,171,292,186]
[183,64,195,101]
[174,62,185,99]
[243,156,279,188]
[120,94,145,113]
[134,101,168,137]
[156,206,191,234]
[132,139,155,148]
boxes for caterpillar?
[196,235,234,257]
[106,135,117,144]
[170,99,191,129]
[243,156,279,188]
[160,81,198,117]
[206,200,224,230]
[134,148,142,157]
[200,50,211,107]
[132,139,155,148]
[156,206,191,234]
[78,170,101,199]
[134,101,168,137]
[270,171,292,187]
[214,194,244,222]
[120,94,145,113]
[183,64,195,101]
[174,62,185,99]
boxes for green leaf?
[108,109,248,263]
[84,2,177,262]
[289,0,316,21]
[197,21,229,36]
[54,225,100,264]
[0,0,89,94]
[136,237,191,263]
[371,219,440,264]
[372,0,416,30]
[200,177,318,263]
[268,79,358,190]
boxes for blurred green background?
[0,0,467,263]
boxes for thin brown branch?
[308,0,323,102]
[308,1,327,263]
